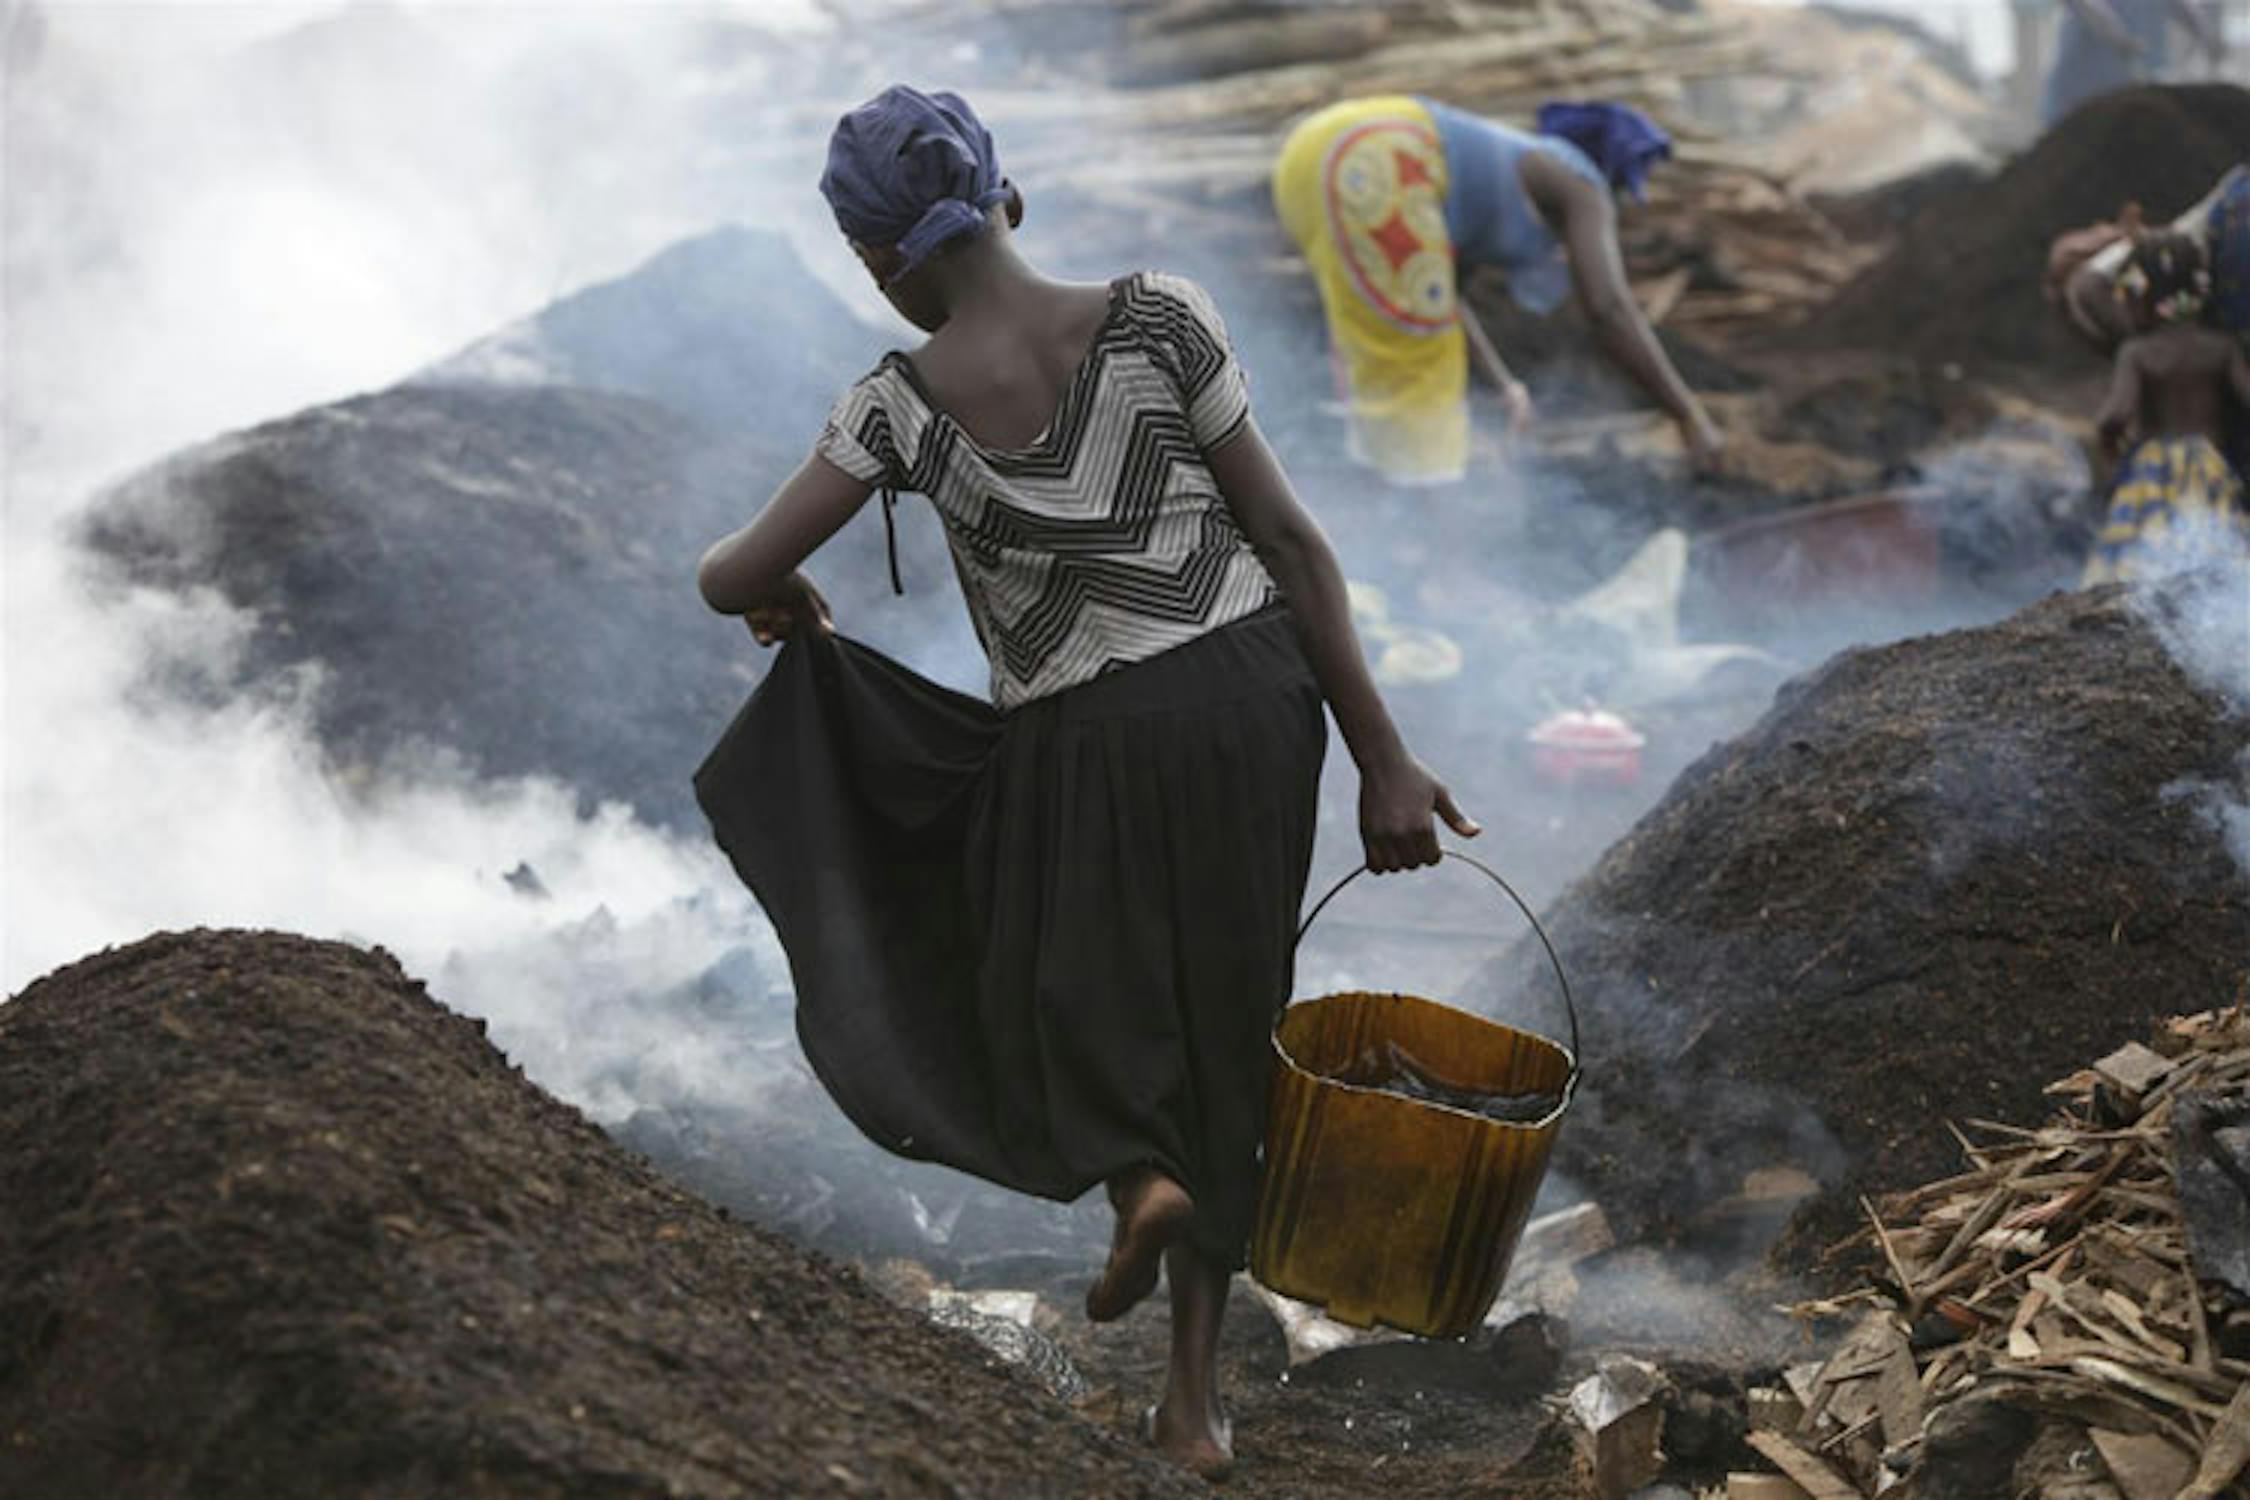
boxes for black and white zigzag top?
[816,271,1279,709]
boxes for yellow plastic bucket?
[1250,853,1580,1338]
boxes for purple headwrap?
[819,85,1010,282]
[1535,101,1672,203]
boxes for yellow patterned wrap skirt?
[2084,436,2249,585]
[1274,96,1467,486]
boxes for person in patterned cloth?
[2085,232,2250,584]
[693,85,1476,1480]
[1272,95,1725,485]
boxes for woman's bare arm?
[1459,303,1534,437]
[1206,417,1479,872]
[1526,154,1723,472]
[697,452,872,637]
[1459,299,1514,388]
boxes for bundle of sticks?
[880,0,1758,101]
[1755,1007,2250,1499]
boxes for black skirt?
[695,606,1326,1267]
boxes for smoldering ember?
[4,2,2249,1496]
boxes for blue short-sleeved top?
[1419,99,1607,316]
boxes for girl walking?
[695,85,1473,1479]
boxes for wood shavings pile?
[1746,1006,2250,1499]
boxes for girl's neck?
[930,235,1050,327]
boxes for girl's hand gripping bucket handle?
[1295,850,1582,1104]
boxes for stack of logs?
[1746,1007,2250,1499]
[876,0,1880,337]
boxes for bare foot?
[1148,1399,1234,1481]
[1085,1169,1192,1323]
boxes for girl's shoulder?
[1116,272,1253,441]
[830,352,928,422]
[819,356,934,484]
[1125,268,1215,309]
[1118,271,1237,348]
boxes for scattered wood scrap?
[1760,1006,2250,1497]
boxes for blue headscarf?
[1535,101,1672,203]
[820,85,1010,282]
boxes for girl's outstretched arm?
[1207,417,1480,873]
[697,454,873,640]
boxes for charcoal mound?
[1476,574,2250,1258]
[1799,84,2250,371]
[82,387,769,826]
[0,929,1197,1499]
[411,226,878,438]
[77,227,971,830]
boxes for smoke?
[2,6,836,1073]
[2136,561,2250,879]
[5,1,865,485]
[7,499,780,1090]
[0,0,1112,1276]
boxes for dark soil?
[0,929,1203,1498]
[1470,573,2250,1263]
[1049,1283,1585,1499]
[1798,84,2250,374]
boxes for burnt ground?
[1470,572,2250,1264]
[1023,1244,1805,1498]
[0,930,1204,1499]
[1051,1284,1585,1499]
[5,925,1827,1497]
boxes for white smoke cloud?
[2138,561,2250,880]
[3,475,776,1104]
[0,3,842,1124]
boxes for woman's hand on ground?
[744,572,834,646]
[1683,414,1728,479]
[1358,755,1479,873]
[1499,380,1535,444]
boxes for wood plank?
[1745,1431,1864,1500]
[2092,1041,2174,1097]
[2181,1381,2250,1499]
[2068,1357,2228,1420]
[1727,1475,1813,1500]
[1749,1386,1804,1434]
[1871,1321,1925,1447]
[2088,1428,2195,1500]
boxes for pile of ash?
[1471,570,2250,1260]
[0,929,1197,1498]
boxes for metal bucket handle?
[1295,850,1581,1098]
